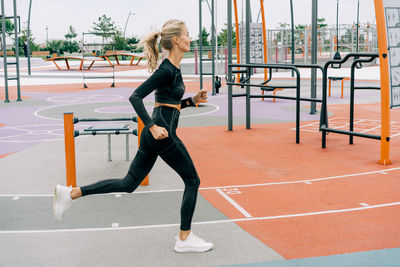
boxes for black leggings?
[80,106,200,231]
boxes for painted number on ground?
[222,188,242,194]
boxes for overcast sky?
[5,0,376,44]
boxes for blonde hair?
[138,19,186,72]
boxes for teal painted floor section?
[220,247,400,267]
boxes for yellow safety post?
[138,116,149,185]
[63,113,77,187]
[374,0,391,165]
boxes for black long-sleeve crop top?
[129,58,195,127]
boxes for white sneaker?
[174,232,213,253]
[53,184,73,222]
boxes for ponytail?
[139,31,161,73]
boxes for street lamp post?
[123,11,135,38]
[27,0,32,75]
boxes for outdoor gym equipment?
[226,63,324,144]
[225,0,392,165]
[82,32,116,88]
[320,53,383,147]
[1,0,21,103]
[63,113,148,187]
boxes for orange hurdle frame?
[63,113,148,187]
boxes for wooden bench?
[32,51,50,57]
[0,50,15,56]
[45,55,105,70]
[99,51,144,66]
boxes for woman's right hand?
[149,124,169,140]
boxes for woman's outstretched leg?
[79,149,157,197]
[54,148,157,221]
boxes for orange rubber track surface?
[178,102,400,259]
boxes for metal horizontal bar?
[271,63,323,72]
[74,117,137,123]
[260,85,297,90]
[83,76,114,79]
[76,130,138,136]
[6,77,18,80]
[202,73,214,75]
[229,63,299,71]
[0,15,20,19]
[291,64,323,70]
[84,125,129,132]
[354,87,380,90]
[227,82,280,88]
[6,62,17,65]
[232,93,247,97]
[232,70,247,73]
[324,53,379,68]
[320,126,381,140]
[200,58,214,61]
[251,95,323,102]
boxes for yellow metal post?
[374,0,391,165]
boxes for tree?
[0,19,14,33]
[317,18,328,28]
[46,39,64,54]
[279,22,290,29]
[0,19,14,50]
[91,15,117,47]
[17,23,39,55]
[199,27,210,47]
[65,26,77,40]
[63,26,79,53]
[112,31,127,50]
[217,23,236,47]
[127,36,140,52]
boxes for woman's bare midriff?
[155,102,181,111]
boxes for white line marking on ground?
[390,132,400,138]
[12,196,20,200]
[360,203,369,207]
[360,125,381,133]
[115,194,121,198]
[216,189,252,218]
[179,103,220,118]
[293,119,400,138]
[380,172,388,175]
[2,166,400,198]
[112,223,119,228]
[1,201,399,234]
[304,181,312,184]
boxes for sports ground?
[1,58,400,266]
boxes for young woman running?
[54,19,213,253]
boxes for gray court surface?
[0,127,284,267]
[0,95,286,266]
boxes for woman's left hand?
[193,89,208,103]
